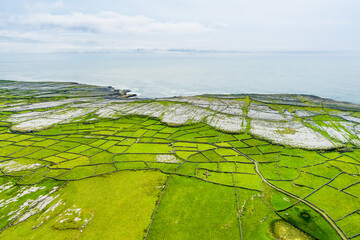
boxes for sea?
[0,52,359,104]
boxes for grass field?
[1,81,360,239]
[146,175,241,240]
[1,171,167,240]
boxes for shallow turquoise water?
[0,53,359,103]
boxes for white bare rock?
[206,114,246,133]
[250,120,341,149]
[3,93,360,149]
[10,108,95,132]
[0,161,42,172]
[341,115,360,123]
[5,98,96,112]
[156,155,180,163]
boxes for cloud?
[7,11,212,34]
[1,0,358,53]
[0,10,213,52]
[24,1,64,12]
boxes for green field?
[0,80,360,239]
[1,171,167,239]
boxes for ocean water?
[0,53,359,103]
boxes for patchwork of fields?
[0,80,359,239]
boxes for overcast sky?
[1,0,359,53]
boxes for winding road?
[233,148,348,240]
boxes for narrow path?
[144,174,172,240]
[231,172,243,240]
[233,148,348,240]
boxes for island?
[0,80,359,240]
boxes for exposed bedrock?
[2,81,360,150]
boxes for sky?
[0,0,360,53]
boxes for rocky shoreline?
[1,80,360,150]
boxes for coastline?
[1,80,360,150]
